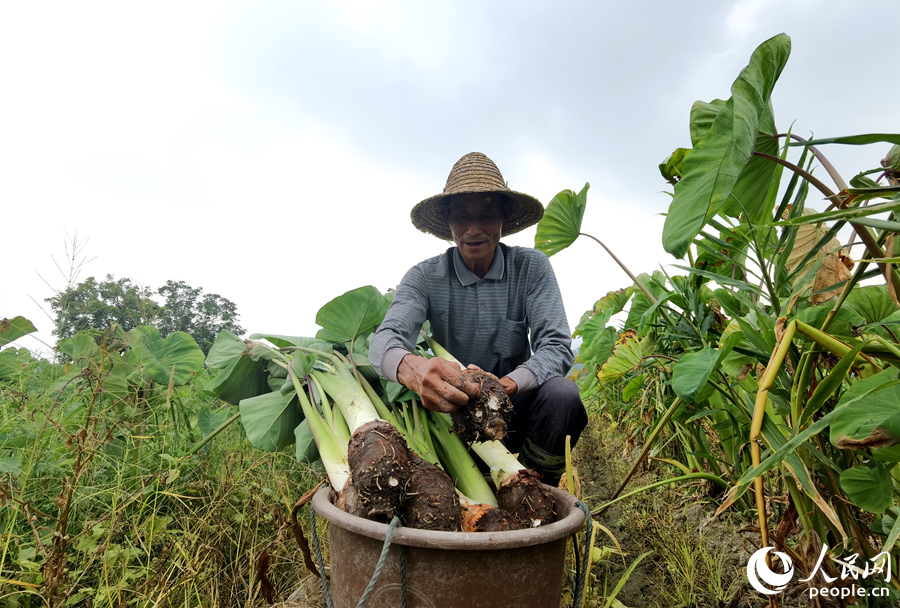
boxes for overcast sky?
[3,0,899,355]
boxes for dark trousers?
[504,376,588,486]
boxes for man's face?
[445,195,505,271]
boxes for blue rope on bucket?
[356,516,406,608]
[308,506,408,608]
[570,500,593,608]
[309,505,334,608]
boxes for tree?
[47,277,245,354]
[46,275,158,341]
[156,280,244,354]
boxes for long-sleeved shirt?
[368,243,573,393]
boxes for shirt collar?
[453,245,505,286]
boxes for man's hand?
[397,355,480,413]
[499,376,517,396]
[467,364,517,397]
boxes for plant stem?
[753,150,900,295]
[592,473,727,516]
[580,233,657,303]
[183,411,241,458]
[601,397,683,513]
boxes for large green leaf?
[205,330,248,370]
[689,99,727,146]
[125,327,205,386]
[534,183,589,257]
[840,463,893,514]
[0,317,37,347]
[57,333,98,364]
[830,369,900,455]
[597,331,654,383]
[294,419,319,464]
[315,286,390,344]
[662,34,791,258]
[239,391,301,452]
[0,350,20,381]
[671,347,719,404]
[203,353,269,405]
[579,326,617,367]
[844,285,899,325]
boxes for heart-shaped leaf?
[239,391,301,452]
[0,317,37,347]
[534,183,589,257]
[315,286,390,344]
[125,327,205,386]
[672,347,719,403]
[840,463,893,514]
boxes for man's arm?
[368,264,479,411]
[518,251,574,386]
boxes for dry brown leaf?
[784,208,853,305]
[833,427,899,450]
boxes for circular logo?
[746,547,794,595]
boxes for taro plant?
[537,33,900,597]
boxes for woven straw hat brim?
[411,190,544,241]
[411,152,544,240]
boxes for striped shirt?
[368,243,573,392]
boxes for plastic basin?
[310,484,585,608]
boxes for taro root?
[460,500,521,532]
[402,455,462,531]
[347,419,412,522]
[496,469,557,529]
[450,369,514,442]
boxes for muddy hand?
[399,355,478,413]
[467,364,516,396]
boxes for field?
[4,33,900,608]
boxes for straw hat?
[411,152,544,240]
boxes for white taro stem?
[287,365,350,491]
[471,440,526,489]
[310,366,382,435]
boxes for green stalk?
[308,373,334,429]
[420,332,464,368]
[287,365,350,491]
[600,397,683,514]
[591,473,728,515]
[430,412,497,506]
[184,411,241,458]
[311,365,382,434]
[794,321,881,377]
[416,401,438,464]
[351,366,400,428]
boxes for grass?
[572,395,754,608]
[0,358,325,607]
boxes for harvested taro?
[460,500,521,532]
[496,469,557,529]
[347,419,412,522]
[402,455,462,531]
[450,369,514,442]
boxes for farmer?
[369,152,587,487]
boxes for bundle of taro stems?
[251,333,557,532]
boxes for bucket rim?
[310,484,585,550]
